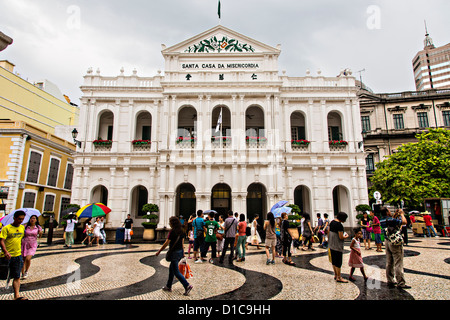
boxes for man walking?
[193,210,206,263]
[219,210,238,264]
[380,207,411,289]
[0,210,27,300]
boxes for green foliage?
[369,128,450,208]
[142,203,159,213]
[355,204,371,213]
[287,204,301,214]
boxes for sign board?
[0,186,9,199]
[373,191,381,200]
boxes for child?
[187,229,194,259]
[348,228,368,282]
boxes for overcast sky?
[1,0,449,106]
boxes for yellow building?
[0,60,79,134]
[0,121,76,223]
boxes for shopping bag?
[179,258,193,279]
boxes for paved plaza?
[0,234,448,301]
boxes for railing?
[176,137,196,149]
[328,140,348,151]
[211,137,232,149]
[246,136,267,149]
[291,140,311,151]
[93,140,112,151]
[132,140,151,151]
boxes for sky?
[1,0,450,106]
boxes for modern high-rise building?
[412,26,450,91]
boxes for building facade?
[0,60,79,135]
[73,26,368,232]
[0,121,75,221]
[358,87,450,188]
[413,31,450,91]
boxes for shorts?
[265,237,277,248]
[0,256,24,280]
[374,233,382,244]
[329,249,343,268]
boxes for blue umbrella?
[270,200,288,213]
[272,206,292,218]
[0,208,41,226]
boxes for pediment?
[162,25,281,55]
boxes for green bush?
[142,203,159,213]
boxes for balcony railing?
[176,136,196,149]
[291,139,310,151]
[93,140,112,151]
[246,136,267,149]
[328,140,348,151]
[132,140,151,151]
[211,136,231,149]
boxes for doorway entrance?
[211,183,232,217]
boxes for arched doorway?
[130,185,148,218]
[332,185,350,217]
[91,185,108,206]
[211,183,232,217]
[246,183,267,222]
[294,185,311,214]
[176,183,196,219]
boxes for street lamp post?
[71,128,82,148]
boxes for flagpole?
[220,107,223,148]
[218,0,221,25]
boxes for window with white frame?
[26,151,42,183]
[47,158,60,187]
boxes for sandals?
[15,297,28,300]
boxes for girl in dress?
[348,228,368,282]
[217,215,225,256]
[21,215,43,279]
[90,217,102,246]
[247,215,261,249]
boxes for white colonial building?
[72,25,368,232]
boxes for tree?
[369,128,450,208]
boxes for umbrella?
[272,206,292,218]
[0,208,41,226]
[76,203,111,218]
[270,200,288,213]
[203,210,217,214]
[61,206,79,216]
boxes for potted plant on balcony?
[93,137,112,146]
[141,203,159,240]
[132,139,151,145]
[329,140,348,146]
[291,139,311,146]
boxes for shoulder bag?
[165,234,181,262]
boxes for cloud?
[1,0,449,106]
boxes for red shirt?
[238,221,247,236]
[423,215,433,226]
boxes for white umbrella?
[0,208,41,226]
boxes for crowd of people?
[0,206,413,299]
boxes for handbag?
[386,226,403,246]
[215,232,223,241]
[165,234,181,262]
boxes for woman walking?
[301,213,315,251]
[236,214,247,262]
[247,215,261,249]
[21,215,43,279]
[264,212,277,265]
[64,214,78,249]
[156,216,193,296]
[281,212,295,266]
[90,217,102,246]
